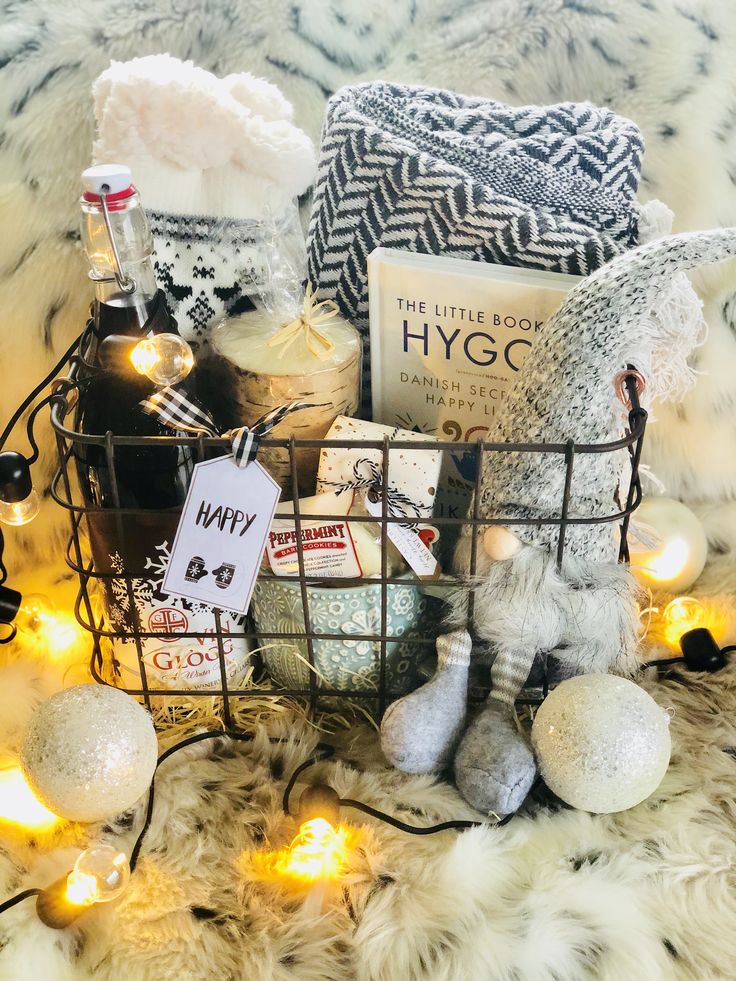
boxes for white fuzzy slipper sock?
[92,54,315,340]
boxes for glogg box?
[316,416,442,519]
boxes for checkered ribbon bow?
[140,386,313,467]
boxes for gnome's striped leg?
[453,645,537,816]
[487,645,538,708]
[380,631,471,774]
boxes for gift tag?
[163,457,281,615]
[363,494,439,578]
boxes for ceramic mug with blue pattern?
[251,574,443,697]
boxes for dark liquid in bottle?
[75,290,196,510]
[73,291,249,691]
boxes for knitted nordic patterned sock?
[381,630,471,774]
[149,213,261,340]
[91,54,315,341]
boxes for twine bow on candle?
[266,283,339,360]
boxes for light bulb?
[278,817,349,883]
[0,488,39,526]
[44,612,84,656]
[662,596,707,648]
[0,588,83,654]
[0,452,38,526]
[629,498,707,593]
[37,844,130,928]
[16,595,82,655]
[66,845,130,907]
[0,768,60,830]
[250,784,351,889]
[641,538,690,581]
[14,593,55,636]
[131,333,194,386]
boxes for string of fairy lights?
[1,615,733,931]
[0,729,512,930]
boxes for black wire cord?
[133,731,509,875]
[280,742,518,831]
[642,656,686,670]
[0,888,41,915]
[0,728,521,918]
[0,330,85,643]
[641,646,736,671]
[130,730,264,870]
[0,326,85,587]
[338,798,513,832]
[0,330,84,456]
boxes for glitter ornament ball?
[629,497,707,593]
[21,685,157,822]
[531,674,671,813]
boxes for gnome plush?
[381,228,736,816]
[92,54,315,340]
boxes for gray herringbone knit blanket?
[306,81,646,382]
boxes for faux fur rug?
[2,659,736,981]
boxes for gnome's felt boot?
[454,645,537,816]
[381,631,471,774]
[454,700,536,817]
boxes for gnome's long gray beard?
[449,546,642,698]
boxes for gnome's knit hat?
[474,228,736,563]
[307,82,649,345]
[92,54,315,339]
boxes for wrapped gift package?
[316,416,442,519]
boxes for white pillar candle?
[210,307,361,495]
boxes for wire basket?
[49,351,647,724]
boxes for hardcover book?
[368,248,580,521]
